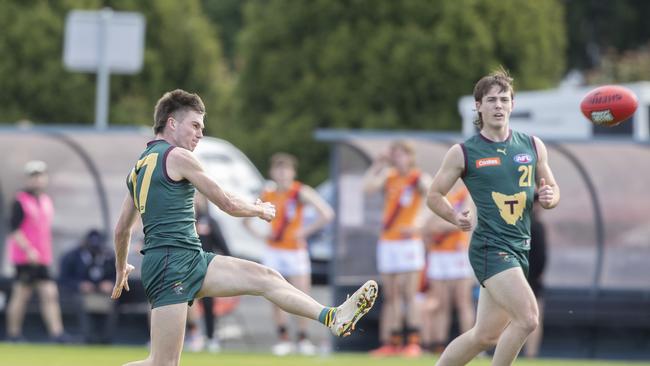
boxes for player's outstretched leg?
[197,256,378,337]
[328,280,378,337]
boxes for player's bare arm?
[362,153,390,194]
[296,184,335,240]
[111,193,138,299]
[426,144,472,232]
[533,136,560,209]
[168,147,275,221]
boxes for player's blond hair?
[473,66,514,130]
[390,140,416,168]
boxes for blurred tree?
[234,0,566,184]
[201,0,245,70]
[565,0,650,70]
[0,0,98,123]
[0,0,232,132]
[106,0,232,130]
[585,44,650,84]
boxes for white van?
[192,136,267,262]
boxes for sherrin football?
[580,85,638,127]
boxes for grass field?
[2,344,650,366]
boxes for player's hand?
[455,209,473,232]
[537,178,554,208]
[111,263,135,300]
[256,199,276,222]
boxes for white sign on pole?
[64,9,145,74]
[63,8,145,129]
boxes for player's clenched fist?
[455,209,473,232]
[256,199,276,221]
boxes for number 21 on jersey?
[130,153,158,213]
[518,165,533,187]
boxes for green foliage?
[234,0,566,183]
[565,0,650,70]
[106,0,232,130]
[1,0,567,184]
[201,0,245,69]
[0,0,231,131]
[0,0,98,123]
[586,44,650,84]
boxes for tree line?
[1,0,647,184]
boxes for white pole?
[94,7,112,130]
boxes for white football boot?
[329,280,378,337]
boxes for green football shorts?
[468,235,529,286]
[141,246,216,309]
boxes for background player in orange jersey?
[422,185,476,353]
[244,152,334,355]
[364,140,432,358]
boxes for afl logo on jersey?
[513,154,532,164]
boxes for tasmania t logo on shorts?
[476,157,501,168]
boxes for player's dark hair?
[473,66,514,130]
[153,89,205,134]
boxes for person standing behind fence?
[364,141,431,358]
[5,160,67,342]
[244,152,335,356]
[423,185,475,353]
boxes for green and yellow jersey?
[127,140,201,252]
[461,130,537,251]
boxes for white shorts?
[377,239,425,274]
[426,251,474,280]
[263,247,311,277]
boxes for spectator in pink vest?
[6,160,67,342]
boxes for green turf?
[1,344,649,366]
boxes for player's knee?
[252,265,284,294]
[474,330,500,348]
[518,312,539,334]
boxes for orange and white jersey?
[261,181,305,250]
[381,168,423,241]
[427,188,470,252]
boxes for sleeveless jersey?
[381,168,422,241]
[461,130,537,250]
[127,140,201,252]
[428,188,470,252]
[261,181,305,250]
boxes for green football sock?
[318,307,337,327]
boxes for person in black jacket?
[525,194,547,358]
[59,229,116,344]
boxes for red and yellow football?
[580,85,638,127]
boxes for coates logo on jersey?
[476,157,501,168]
[513,154,533,164]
